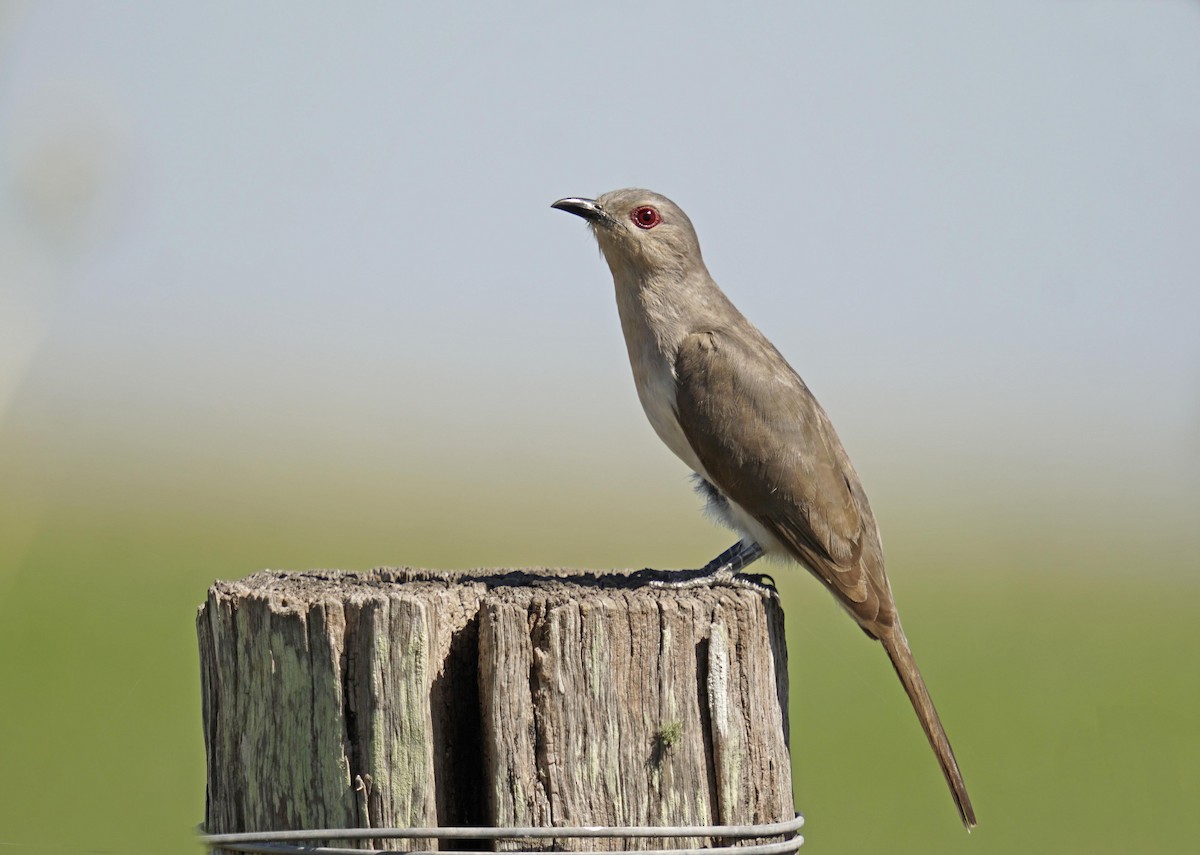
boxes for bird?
[552,188,976,829]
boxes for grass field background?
[1,436,1195,855]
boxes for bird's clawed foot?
[645,540,774,592]
[650,566,776,592]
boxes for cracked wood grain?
[198,568,792,852]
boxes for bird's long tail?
[879,626,977,829]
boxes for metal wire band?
[200,814,805,853]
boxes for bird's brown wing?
[674,328,896,629]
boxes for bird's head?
[552,188,705,282]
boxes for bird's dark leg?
[702,539,765,575]
[649,539,775,591]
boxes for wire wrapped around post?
[199,814,806,854]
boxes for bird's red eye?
[631,206,661,229]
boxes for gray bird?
[552,188,976,829]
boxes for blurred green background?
[2,3,1198,854]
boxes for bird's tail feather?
[880,627,977,829]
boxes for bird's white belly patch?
[631,350,706,477]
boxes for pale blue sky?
[2,2,1198,561]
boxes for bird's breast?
[631,348,705,474]
[615,291,708,478]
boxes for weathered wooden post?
[197,568,795,852]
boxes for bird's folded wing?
[674,328,890,624]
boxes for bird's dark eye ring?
[631,206,661,229]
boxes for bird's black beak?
[552,197,614,226]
